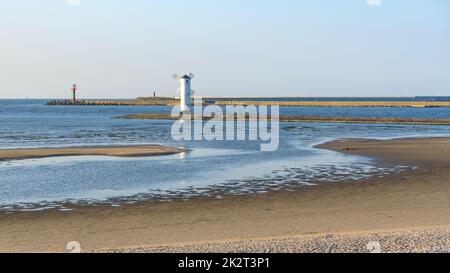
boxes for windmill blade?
[188,73,195,79]
[173,73,181,97]
[191,89,197,95]
[175,80,181,97]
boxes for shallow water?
[0,100,449,211]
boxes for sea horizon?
[2,96,450,101]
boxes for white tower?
[173,73,195,113]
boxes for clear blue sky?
[0,0,449,99]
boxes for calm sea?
[0,99,449,211]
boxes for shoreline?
[0,145,184,162]
[0,137,449,252]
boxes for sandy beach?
[0,137,449,253]
[0,145,184,161]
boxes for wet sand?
[0,137,449,253]
[0,145,184,161]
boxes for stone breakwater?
[46,98,178,106]
[46,98,450,108]
[213,100,450,108]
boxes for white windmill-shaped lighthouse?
[173,73,195,113]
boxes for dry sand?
[0,137,449,253]
[0,145,184,161]
[106,226,450,253]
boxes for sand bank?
[0,145,184,161]
[315,137,450,167]
[117,113,450,125]
[0,137,449,253]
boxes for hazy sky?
[0,0,449,99]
